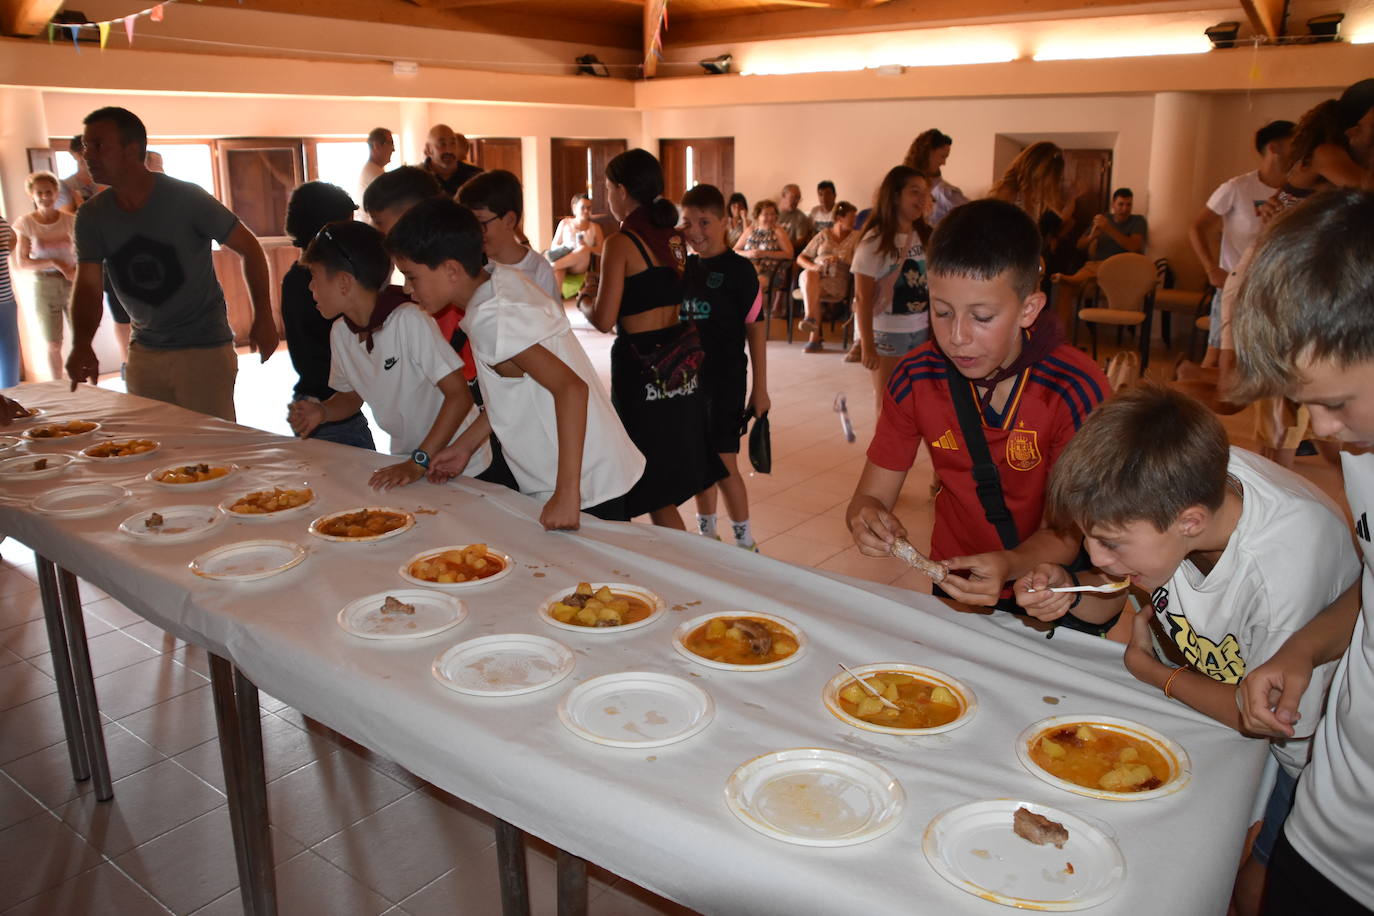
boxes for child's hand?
[747,388,771,418]
[940,550,1013,607]
[429,442,473,479]
[540,489,582,532]
[369,459,424,491]
[288,400,324,438]
[1237,652,1312,739]
[860,340,879,371]
[1014,564,1076,621]
[1122,605,1166,682]
[847,502,907,557]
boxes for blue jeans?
[0,297,18,388]
[1252,764,1298,865]
[873,327,928,358]
[1208,287,1223,349]
[310,411,375,450]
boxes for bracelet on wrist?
[1163,665,1188,700]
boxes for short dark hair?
[817,180,836,193]
[1255,119,1296,155]
[680,183,724,216]
[384,197,485,278]
[362,166,441,216]
[1046,384,1229,535]
[456,169,523,220]
[69,135,84,154]
[927,199,1041,298]
[285,181,357,249]
[1111,187,1133,200]
[367,127,391,146]
[727,192,748,213]
[83,106,147,157]
[300,220,392,292]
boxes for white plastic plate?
[558,672,713,748]
[399,544,515,590]
[538,583,665,633]
[22,420,101,441]
[119,505,224,543]
[337,588,465,639]
[219,486,318,521]
[31,483,132,518]
[308,506,416,543]
[147,462,238,489]
[923,799,1126,910]
[672,612,808,671]
[0,452,76,480]
[823,662,978,736]
[0,435,20,454]
[724,748,905,847]
[79,439,161,461]
[1016,715,1191,802]
[190,539,307,581]
[432,634,574,696]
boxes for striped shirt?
[0,217,13,302]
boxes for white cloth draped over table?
[0,381,1266,916]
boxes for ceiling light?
[1204,21,1242,49]
[699,54,732,75]
[1307,13,1344,42]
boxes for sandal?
[844,343,862,363]
[797,317,818,334]
[804,339,824,353]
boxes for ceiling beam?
[0,0,64,37]
[1238,0,1287,38]
[643,0,657,78]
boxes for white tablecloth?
[1,382,1265,915]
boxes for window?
[148,143,216,195]
[310,140,370,200]
[214,139,305,239]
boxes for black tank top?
[619,230,683,320]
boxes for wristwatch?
[411,448,430,469]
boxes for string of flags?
[646,0,668,64]
[46,0,194,53]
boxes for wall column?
[398,99,430,167]
[1146,91,1207,289]
[0,87,49,224]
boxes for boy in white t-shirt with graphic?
[455,169,560,304]
[1229,189,1374,916]
[1021,383,1360,914]
[287,219,490,489]
[383,197,644,531]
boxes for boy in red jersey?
[846,198,1110,631]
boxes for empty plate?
[432,634,575,696]
[672,611,808,672]
[1016,715,1190,802]
[31,483,132,518]
[118,505,224,543]
[337,589,466,639]
[724,748,905,847]
[538,583,665,633]
[923,799,1126,910]
[0,453,75,480]
[0,435,20,454]
[822,663,977,736]
[190,540,307,581]
[558,672,713,748]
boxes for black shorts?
[705,366,747,455]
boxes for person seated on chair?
[796,201,858,353]
[1049,188,1146,320]
[734,199,793,319]
[545,194,604,293]
[725,192,749,248]
[776,183,813,252]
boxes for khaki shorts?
[125,341,238,421]
[32,272,72,343]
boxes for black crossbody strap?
[944,357,1021,550]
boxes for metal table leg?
[210,654,277,916]
[54,568,113,801]
[494,819,530,916]
[556,849,589,916]
[34,557,90,784]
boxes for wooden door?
[213,138,304,240]
[473,138,522,183]
[659,137,735,203]
[1051,148,1113,275]
[550,138,626,237]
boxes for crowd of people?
[2,81,1374,915]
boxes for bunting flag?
[98,21,110,48]
[150,4,164,22]
[125,16,136,45]
[67,24,82,53]
[47,23,54,42]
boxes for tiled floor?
[0,310,1346,915]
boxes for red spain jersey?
[867,341,1108,561]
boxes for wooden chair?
[1152,258,1213,351]
[790,273,855,347]
[1074,252,1157,369]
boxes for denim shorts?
[1252,764,1298,865]
[310,410,376,451]
[1208,288,1223,349]
[873,327,928,358]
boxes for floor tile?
[114,805,301,915]
[0,607,114,659]
[265,751,411,847]
[0,567,39,600]
[0,774,43,831]
[118,686,221,757]
[191,851,390,916]
[0,812,105,910]
[56,758,225,856]
[0,692,73,764]
[173,712,339,794]
[3,720,167,810]
[0,659,56,711]
[1,862,170,916]
[82,595,146,629]
[754,533,844,568]
[28,627,162,681]
[93,654,209,720]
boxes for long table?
[0,381,1266,915]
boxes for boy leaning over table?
[287,219,491,491]
[1226,189,1374,916]
[1020,383,1359,915]
[846,198,1112,634]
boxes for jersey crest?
[1005,424,1041,471]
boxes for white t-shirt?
[1285,450,1374,905]
[13,210,76,266]
[461,265,644,507]
[486,248,559,304]
[1206,170,1274,272]
[849,229,930,334]
[328,300,490,474]
[357,160,385,207]
[1148,448,1359,774]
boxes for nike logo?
[1358,512,1370,543]
[384,357,398,371]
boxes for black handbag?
[746,409,771,474]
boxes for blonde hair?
[26,171,59,194]
[989,142,1065,224]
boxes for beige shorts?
[125,341,238,422]
[31,272,72,343]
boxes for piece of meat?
[32,458,48,470]
[1013,806,1069,849]
[380,595,415,615]
[732,618,773,656]
[145,512,164,529]
[1050,728,1084,747]
[561,593,589,609]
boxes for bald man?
[422,124,482,196]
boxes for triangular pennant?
[68,24,82,53]
[47,22,55,42]
[151,4,164,22]
[98,21,110,49]
[125,15,135,44]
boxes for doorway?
[659,138,735,203]
[550,138,627,238]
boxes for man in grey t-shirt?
[66,107,277,420]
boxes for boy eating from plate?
[846,198,1110,631]
[288,219,490,489]
[382,198,644,530]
